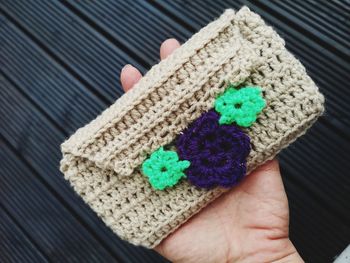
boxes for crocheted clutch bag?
[60,7,324,248]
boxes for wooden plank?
[0,75,165,262]
[280,0,350,42]
[153,0,349,57]
[0,15,106,135]
[0,0,145,102]
[281,166,350,262]
[62,0,192,65]
[0,138,119,262]
[0,9,166,260]
[256,0,350,58]
[280,121,350,221]
[278,118,350,261]
[0,204,49,263]
[151,0,242,30]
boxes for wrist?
[272,242,303,263]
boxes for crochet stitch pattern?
[60,7,324,248]
[215,85,266,127]
[176,110,250,188]
[142,147,190,190]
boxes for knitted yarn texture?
[215,85,266,127]
[142,84,262,190]
[60,7,324,248]
[142,147,190,190]
[176,109,250,188]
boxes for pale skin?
[120,38,304,263]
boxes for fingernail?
[169,38,180,44]
[122,64,132,72]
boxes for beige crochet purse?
[60,7,324,248]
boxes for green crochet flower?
[214,85,266,127]
[142,147,190,190]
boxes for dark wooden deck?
[0,1,349,262]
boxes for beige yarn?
[60,7,324,248]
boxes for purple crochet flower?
[176,110,250,188]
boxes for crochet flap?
[61,9,261,177]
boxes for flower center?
[205,133,216,142]
[201,158,211,166]
[234,103,242,109]
[160,166,167,172]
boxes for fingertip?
[120,64,142,92]
[160,38,181,60]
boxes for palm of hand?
[155,160,296,263]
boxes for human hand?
[120,39,303,263]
